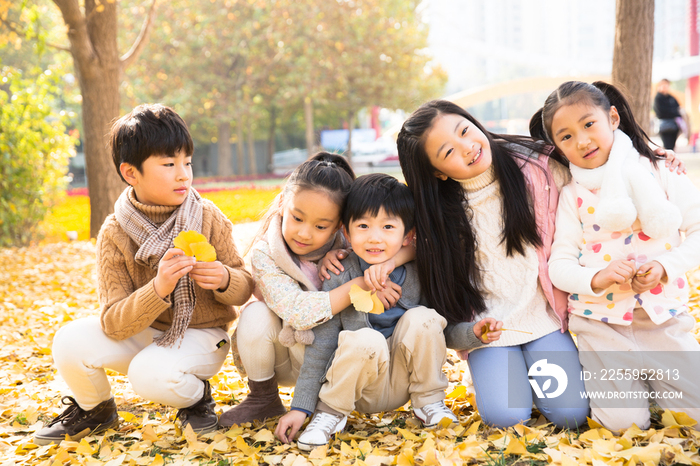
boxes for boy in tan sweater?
[34,104,254,445]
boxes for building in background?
[422,0,690,134]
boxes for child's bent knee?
[403,307,446,332]
[338,329,386,355]
[52,317,102,364]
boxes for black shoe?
[176,380,218,434]
[34,397,119,445]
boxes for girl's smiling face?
[550,103,620,169]
[281,188,341,256]
[423,113,493,181]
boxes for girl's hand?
[655,147,686,174]
[319,249,350,281]
[275,410,307,444]
[473,318,502,343]
[591,260,636,293]
[364,258,396,291]
[631,261,667,294]
[375,280,402,309]
[190,261,229,290]
[154,248,196,298]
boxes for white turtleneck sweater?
[459,164,562,348]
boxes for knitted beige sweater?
[96,197,254,340]
[461,165,561,347]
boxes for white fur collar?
[568,130,681,238]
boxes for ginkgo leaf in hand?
[349,284,385,314]
[481,322,491,343]
[368,292,384,314]
[174,230,207,256]
[190,241,217,262]
[350,284,373,313]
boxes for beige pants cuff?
[319,306,448,416]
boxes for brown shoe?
[34,396,119,445]
[219,376,286,428]
[176,380,218,434]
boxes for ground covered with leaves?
[2,241,700,465]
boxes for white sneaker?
[297,410,347,451]
[413,401,458,427]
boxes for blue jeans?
[468,330,589,429]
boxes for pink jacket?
[521,154,570,332]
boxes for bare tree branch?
[120,0,158,73]
[51,0,97,70]
[47,42,71,52]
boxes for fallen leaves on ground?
[2,241,700,465]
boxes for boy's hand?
[275,410,307,444]
[364,259,396,291]
[591,260,636,293]
[631,260,667,293]
[473,318,502,343]
[375,280,402,309]
[154,248,196,299]
[655,147,686,174]
[190,261,230,291]
[320,249,350,281]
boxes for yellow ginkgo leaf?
[369,292,384,314]
[173,230,207,256]
[190,241,217,262]
[481,322,491,343]
[349,284,385,314]
[350,284,374,313]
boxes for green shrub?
[0,66,75,247]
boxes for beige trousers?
[236,301,305,386]
[319,306,449,416]
[570,309,700,431]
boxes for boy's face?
[344,208,412,265]
[120,149,192,206]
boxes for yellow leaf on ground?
[76,438,95,456]
[503,436,529,456]
[141,424,158,442]
[118,411,135,423]
[308,444,328,459]
[253,428,276,443]
[396,427,420,441]
[236,435,259,457]
[446,385,467,400]
[664,410,698,427]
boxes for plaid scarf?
[114,186,203,347]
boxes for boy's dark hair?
[110,104,194,182]
[343,173,414,234]
[530,80,658,164]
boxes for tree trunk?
[52,0,158,237]
[247,113,257,175]
[346,110,355,166]
[53,0,123,237]
[304,95,314,157]
[80,70,123,238]
[217,121,233,177]
[612,0,654,133]
[266,105,277,173]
